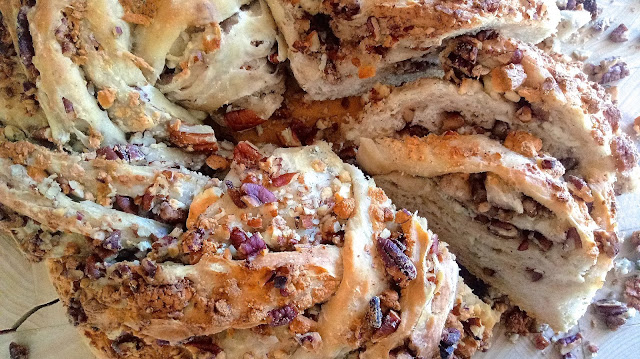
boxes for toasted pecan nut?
[224,109,266,132]
[168,119,218,152]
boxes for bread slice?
[0,138,460,358]
[0,0,284,150]
[264,0,560,100]
[344,33,639,194]
[357,134,618,331]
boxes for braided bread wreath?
[352,33,640,332]
[0,136,500,359]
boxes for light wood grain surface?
[2,1,640,358]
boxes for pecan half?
[224,109,265,132]
[377,236,417,285]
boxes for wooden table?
[2,1,640,358]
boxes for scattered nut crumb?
[609,24,629,43]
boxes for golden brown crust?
[266,0,559,99]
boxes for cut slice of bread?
[265,0,560,100]
[345,34,639,194]
[357,134,618,331]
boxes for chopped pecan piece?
[610,136,639,172]
[377,237,417,285]
[503,131,542,158]
[526,268,543,282]
[233,142,265,168]
[593,230,619,258]
[168,120,217,152]
[68,297,87,325]
[488,220,519,239]
[230,227,266,259]
[114,196,138,214]
[439,328,461,359]
[205,154,229,170]
[111,333,144,355]
[268,305,297,327]
[333,197,355,220]
[103,230,122,251]
[566,176,594,202]
[271,172,297,187]
[184,336,222,355]
[141,258,157,278]
[624,276,640,311]
[490,64,527,92]
[224,109,265,132]
[609,24,629,43]
[373,310,401,340]
[225,181,247,209]
[9,342,29,359]
[593,300,628,330]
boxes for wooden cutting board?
[2,2,640,358]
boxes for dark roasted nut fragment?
[526,268,543,282]
[376,236,417,285]
[16,6,38,79]
[103,230,122,251]
[593,230,619,258]
[68,297,88,325]
[141,258,157,278]
[230,227,267,259]
[504,308,536,335]
[593,300,628,330]
[157,201,187,224]
[597,61,630,84]
[184,336,222,354]
[224,109,266,132]
[373,310,401,340]
[439,328,461,359]
[225,181,247,209]
[84,254,104,279]
[295,332,322,351]
[366,296,383,329]
[533,333,550,350]
[183,228,205,253]
[111,333,144,355]
[168,120,218,152]
[609,24,629,43]
[488,220,518,239]
[522,197,539,217]
[490,120,510,141]
[610,136,639,172]
[96,146,120,160]
[624,275,640,311]
[269,305,297,327]
[566,175,594,202]
[114,196,138,214]
[233,142,265,168]
[9,342,29,359]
